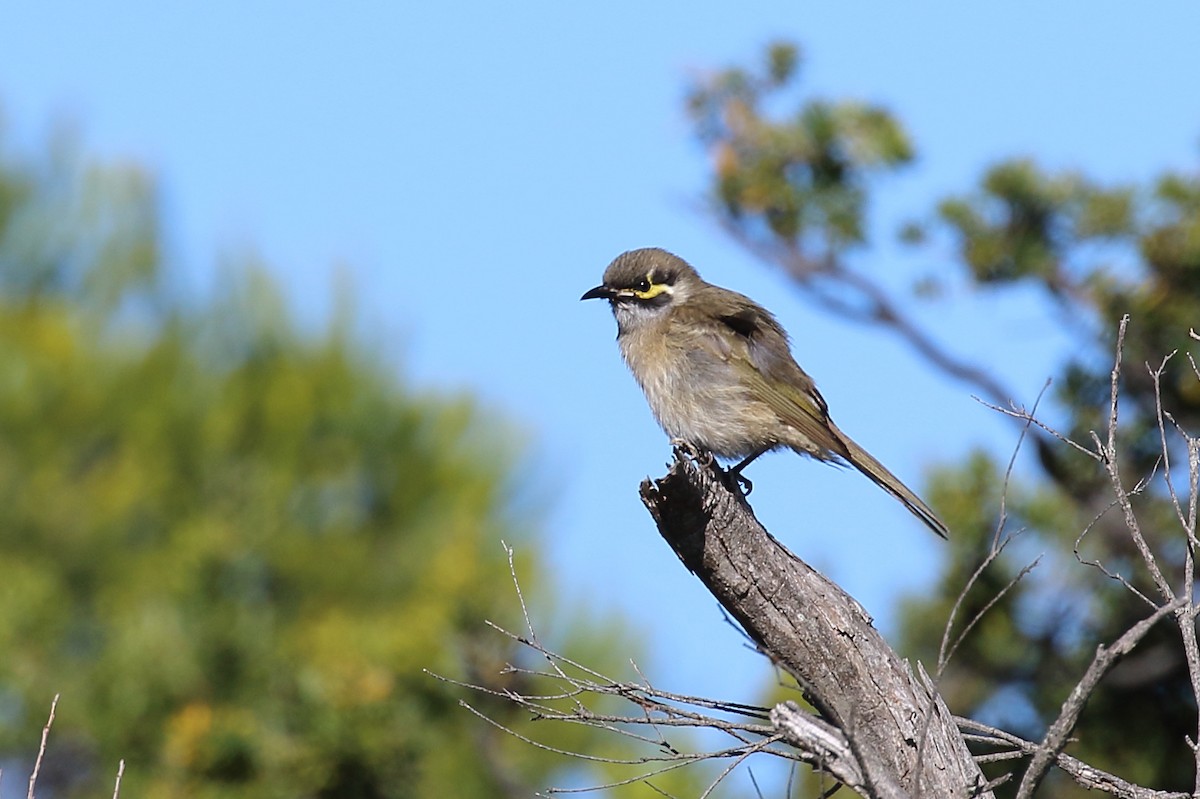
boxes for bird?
[581,247,948,538]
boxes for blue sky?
[2,0,1199,781]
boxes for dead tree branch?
[957,717,1190,799]
[639,450,992,798]
[1149,352,1200,790]
[442,317,1200,797]
[769,701,865,792]
[1013,598,1187,799]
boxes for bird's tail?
[836,430,948,539]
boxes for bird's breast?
[617,326,781,459]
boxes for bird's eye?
[635,278,651,292]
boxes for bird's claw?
[671,440,751,493]
[671,439,714,467]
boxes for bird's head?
[581,248,702,334]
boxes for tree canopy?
[0,128,660,798]
[686,41,1200,796]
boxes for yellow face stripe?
[633,275,671,301]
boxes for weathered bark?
[639,452,993,798]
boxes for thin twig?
[460,698,710,768]
[27,694,58,799]
[629,660,685,753]
[481,621,772,719]
[958,717,1188,799]
[938,384,1049,675]
[975,398,1102,462]
[1150,353,1188,529]
[697,743,771,799]
[1187,350,1200,382]
[998,381,1050,549]
[939,554,1041,676]
[433,545,799,795]
[1097,316,1174,602]
[111,760,125,799]
[1152,356,1200,793]
[1013,598,1186,799]
[500,541,574,690]
[1073,497,1158,608]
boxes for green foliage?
[899,93,1200,799]
[917,158,1200,794]
[687,41,912,254]
[934,159,1136,289]
[693,41,1200,797]
[0,131,669,798]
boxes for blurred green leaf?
[695,41,1200,797]
[687,40,913,258]
[0,123,691,799]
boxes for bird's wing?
[690,293,848,460]
[686,290,948,537]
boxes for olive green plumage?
[582,247,948,538]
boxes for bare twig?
[111,760,125,799]
[1098,316,1174,602]
[1183,596,1200,795]
[939,383,1048,675]
[959,717,1188,799]
[1150,352,1189,531]
[1149,356,1200,792]
[1013,598,1186,799]
[1073,497,1158,608]
[939,552,1040,677]
[1189,350,1200,383]
[27,694,58,799]
[458,697,714,769]
[1148,353,1200,791]
[696,741,775,799]
[770,702,865,792]
[975,398,1102,462]
[429,570,798,796]
[996,380,1050,549]
[500,541,574,690]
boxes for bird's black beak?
[580,285,615,301]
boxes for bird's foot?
[724,448,767,496]
[728,468,753,496]
[670,439,715,467]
